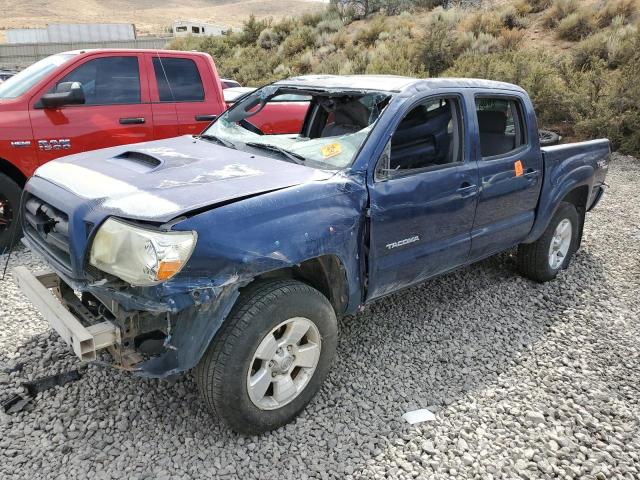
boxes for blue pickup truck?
[15,75,609,433]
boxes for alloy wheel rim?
[548,218,572,270]
[0,194,14,234]
[247,317,321,410]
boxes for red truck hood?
[33,135,334,222]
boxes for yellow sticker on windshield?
[321,143,342,158]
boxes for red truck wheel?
[195,278,337,434]
[0,173,22,253]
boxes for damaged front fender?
[65,170,369,378]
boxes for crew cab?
[14,75,609,434]
[0,49,291,251]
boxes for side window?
[377,96,463,177]
[153,57,205,102]
[475,97,527,158]
[56,56,140,105]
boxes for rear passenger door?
[469,94,543,259]
[366,95,479,300]
[147,54,220,137]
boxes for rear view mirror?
[40,81,85,108]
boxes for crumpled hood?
[34,135,333,222]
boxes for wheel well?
[0,157,27,188]
[253,255,349,314]
[561,186,589,213]
[561,185,589,250]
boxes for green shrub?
[366,38,425,76]
[167,35,204,52]
[460,11,503,36]
[278,26,315,56]
[461,32,501,54]
[575,30,640,154]
[317,18,344,33]
[416,12,464,75]
[573,22,637,68]
[354,15,387,45]
[501,5,529,29]
[499,28,526,49]
[543,0,580,27]
[238,15,269,46]
[412,0,447,9]
[596,0,639,27]
[445,49,573,125]
[526,0,553,13]
[557,11,595,40]
[257,28,282,49]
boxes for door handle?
[195,114,217,122]
[119,117,145,125]
[523,169,540,184]
[457,182,478,198]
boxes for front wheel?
[195,279,338,434]
[517,202,579,282]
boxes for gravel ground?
[1,153,639,479]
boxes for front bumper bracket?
[13,266,118,362]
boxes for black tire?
[539,129,560,146]
[195,279,338,434]
[517,202,579,282]
[0,173,22,253]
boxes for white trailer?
[5,23,136,44]
[172,20,226,37]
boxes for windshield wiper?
[198,134,237,150]
[245,142,306,165]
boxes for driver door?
[366,95,479,300]
[30,53,153,165]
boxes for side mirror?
[40,81,85,108]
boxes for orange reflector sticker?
[514,160,524,177]
[157,260,182,281]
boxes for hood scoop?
[107,151,163,173]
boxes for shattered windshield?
[202,85,391,170]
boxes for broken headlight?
[89,218,197,286]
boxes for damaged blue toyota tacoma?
[14,75,609,433]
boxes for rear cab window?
[152,57,205,102]
[475,96,527,158]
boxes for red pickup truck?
[0,49,310,251]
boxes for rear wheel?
[0,173,22,253]
[517,202,579,282]
[195,279,338,434]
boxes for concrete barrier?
[0,37,173,67]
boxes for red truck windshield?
[0,53,75,99]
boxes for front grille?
[23,194,72,269]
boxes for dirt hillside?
[0,0,325,36]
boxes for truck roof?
[59,48,212,58]
[276,75,525,93]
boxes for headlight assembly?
[89,217,197,286]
